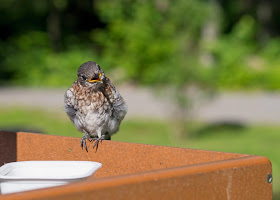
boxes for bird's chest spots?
[74,91,110,113]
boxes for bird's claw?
[92,135,105,152]
[80,136,92,152]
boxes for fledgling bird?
[64,61,127,152]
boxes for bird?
[64,61,127,152]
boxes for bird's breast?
[81,92,112,126]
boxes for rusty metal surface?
[0,131,17,165]
[0,132,272,200]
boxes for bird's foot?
[80,135,93,152]
[92,135,106,152]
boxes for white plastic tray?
[0,161,102,194]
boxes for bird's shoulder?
[104,77,125,105]
[65,81,91,100]
[64,81,79,104]
[66,81,110,112]
[104,78,115,100]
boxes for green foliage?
[259,39,280,90]
[1,0,280,90]
[206,15,258,89]
[1,31,96,86]
[206,15,280,90]
[93,0,212,87]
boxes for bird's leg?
[92,135,106,152]
[80,135,92,152]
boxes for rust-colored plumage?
[64,61,127,152]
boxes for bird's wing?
[105,78,128,121]
[64,88,77,123]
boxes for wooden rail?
[0,131,272,200]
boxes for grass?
[0,107,279,198]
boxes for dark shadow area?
[190,121,247,138]
[0,131,17,166]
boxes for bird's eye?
[81,75,87,80]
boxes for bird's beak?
[89,73,103,83]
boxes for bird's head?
[77,61,105,89]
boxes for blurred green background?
[0,0,280,198]
[1,0,280,89]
